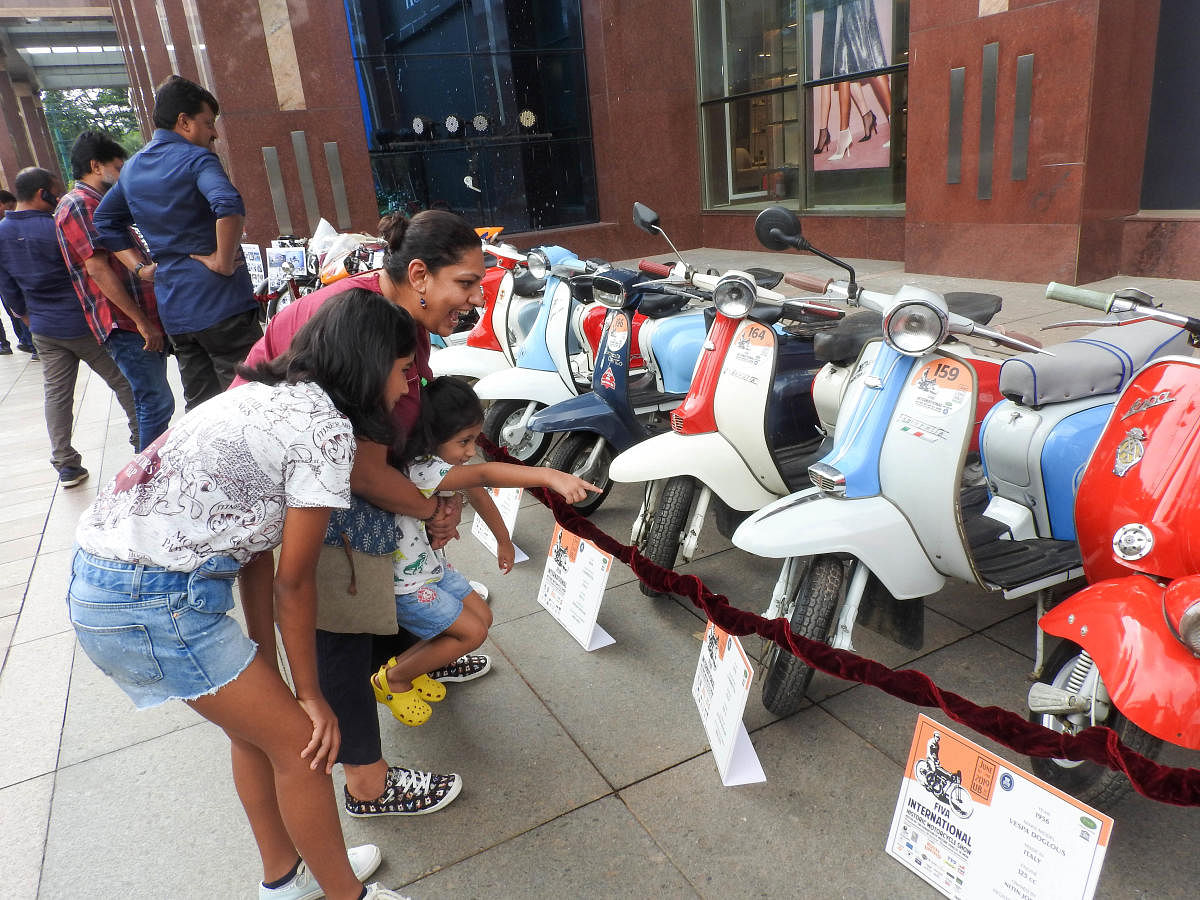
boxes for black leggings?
[315,629,417,766]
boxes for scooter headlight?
[1164,578,1200,657]
[526,249,550,280]
[883,298,949,356]
[713,273,757,319]
[591,274,628,309]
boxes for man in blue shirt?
[94,75,261,411]
[0,188,36,355]
[0,168,138,487]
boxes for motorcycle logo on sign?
[1113,427,1147,476]
[909,358,972,417]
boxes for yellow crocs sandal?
[379,657,446,702]
[411,673,447,703]
[371,668,432,726]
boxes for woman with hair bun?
[236,209,486,818]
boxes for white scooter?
[473,246,601,463]
[731,213,1190,716]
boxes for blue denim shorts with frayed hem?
[394,565,476,640]
[67,549,258,709]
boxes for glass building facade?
[696,0,908,213]
[344,0,598,231]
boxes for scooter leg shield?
[732,492,945,600]
[1040,575,1200,749]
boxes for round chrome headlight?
[1177,601,1200,656]
[713,273,757,319]
[883,299,949,356]
[591,275,627,309]
[526,249,550,279]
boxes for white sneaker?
[363,885,412,899]
[469,579,489,602]
[259,843,383,900]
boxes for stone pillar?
[904,0,1160,283]
[105,0,377,244]
[0,57,36,189]
[14,82,63,182]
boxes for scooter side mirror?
[633,202,661,235]
[755,206,805,251]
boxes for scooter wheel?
[544,432,614,517]
[638,476,697,598]
[481,399,552,464]
[1028,640,1161,812]
[761,555,844,717]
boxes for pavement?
[1,250,1198,899]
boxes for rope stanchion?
[478,435,1200,806]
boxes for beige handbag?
[314,535,399,635]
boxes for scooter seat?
[945,292,1002,325]
[744,267,785,289]
[701,302,785,332]
[513,270,545,297]
[813,311,882,364]
[637,291,691,318]
[999,319,1189,408]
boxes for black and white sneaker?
[344,766,462,817]
[428,654,492,683]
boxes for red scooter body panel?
[669,314,743,435]
[1073,358,1200,583]
[970,356,1002,453]
[1040,574,1200,749]
[467,267,508,351]
[581,304,646,370]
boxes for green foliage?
[41,88,144,179]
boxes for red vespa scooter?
[1028,283,1200,810]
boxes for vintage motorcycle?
[1026,282,1200,810]
[526,264,708,515]
[611,206,1008,598]
[730,214,1190,717]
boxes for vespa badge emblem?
[1113,428,1147,477]
[1121,390,1175,420]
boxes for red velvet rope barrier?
[479,436,1200,806]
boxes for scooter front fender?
[527,392,642,449]
[430,345,510,380]
[1040,575,1200,749]
[473,367,578,406]
[732,490,945,600]
[609,431,777,511]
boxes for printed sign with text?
[534,524,614,651]
[887,714,1113,900]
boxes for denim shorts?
[67,549,258,709]
[394,565,475,640]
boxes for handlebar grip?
[638,260,673,276]
[784,272,833,294]
[1045,282,1114,312]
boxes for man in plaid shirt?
[56,131,174,451]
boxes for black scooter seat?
[702,301,785,332]
[813,311,882,364]
[744,267,784,289]
[636,291,691,318]
[944,292,1001,326]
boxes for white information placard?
[241,243,265,286]
[887,714,1113,900]
[692,622,765,786]
[267,245,307,289]
[470,487,529,565]
[534,524,614,651]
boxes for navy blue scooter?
[527,267,708,515]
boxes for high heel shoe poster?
[808,0,895,171]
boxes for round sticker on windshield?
[607,313,629,353]
[909,358,972,417]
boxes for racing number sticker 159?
[909,358,973,418]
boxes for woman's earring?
[419,294,427,308]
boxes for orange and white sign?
[887,715,1113,900]
[535,524,615,651]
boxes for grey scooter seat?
[999,319,1189,408]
